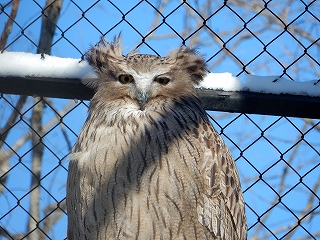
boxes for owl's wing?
[197,120,247,240]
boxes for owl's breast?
[70,100,212,239]
[88,134,207,239]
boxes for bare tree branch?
[0,99,75,238]
[0,226,25,239]
[3,100,76,159]
[27,98,46,240]
[0,0,20,50]
[37,0,63,55]
[27,0,63,239]
[0,95,27,149]
[0,95,27,195]
[42,199,67,236]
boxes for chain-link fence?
[0,0,319,239]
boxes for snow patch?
[245,75,320,96]
[0,51,93,78]
[200,73,320,97]
[199,72,244,91]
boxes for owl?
[66,35,247,240]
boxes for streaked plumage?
[67,35,247,239]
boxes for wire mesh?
[0,0,319,239]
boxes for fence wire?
[0,0,320,239]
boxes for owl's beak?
[137,91,147,111]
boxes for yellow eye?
[154,77,170,85]
[119,74,134,84]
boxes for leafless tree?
[27,0,63,239]
[1,0,69,239]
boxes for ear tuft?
[168,47,208,84]
[85,34,123,73]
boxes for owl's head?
[84,35,207,110]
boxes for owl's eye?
[119,74,134,84]
[154,77,170,85]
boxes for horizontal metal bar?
[1,76,320,119]
[199,89,320,119]
[0,76,94,100]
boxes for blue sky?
[0,1,319,239]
